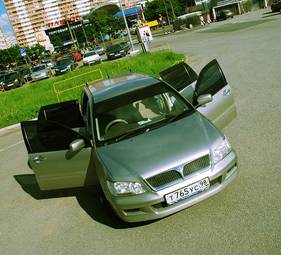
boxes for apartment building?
[0,27,16,49]
[4,0,111,47]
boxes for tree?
[87,5,124,37]
[144,0,186,22]
[26,44,45,60]
[51,36,64,48]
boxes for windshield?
[107,45,121,51]
[4,72,17,81]
[84,51,97,57]
[32,65,46,72]
[94,82,194,144]
[56,59,70,67]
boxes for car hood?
[96,112,223,181]
[32,70,47,76]
[56,64,70,70]
[84,55,99,61]
[107,49,122,54]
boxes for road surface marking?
[0,140,23,153]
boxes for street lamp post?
[118,0,135,51]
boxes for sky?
[0,0,14,35]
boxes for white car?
[83,51,101,66]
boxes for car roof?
[33,64,47,68]
[87,73,160,103]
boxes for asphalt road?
[0,9,280,255]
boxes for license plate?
[165,178,210,205]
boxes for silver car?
[21,59,238,222]
[31,64,51,81]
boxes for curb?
[0,123,21,134]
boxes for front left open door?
[194,59,237,129]
[21,120,92,190]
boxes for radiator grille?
[183,155,210,177]
[146,170,182,190]
[146,155,210,190]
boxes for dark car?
[271,0,281,12]
[54,58,77,75]
[0,72,6,91]
[216,9,234,21]
[120,42,131,53]
[16,66,32,82]
[0,71,25,91]
[106,44,127,60]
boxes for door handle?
[32,155,47,164]
[223,88,231,96]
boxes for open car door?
[38,100,84,128]
[159,62,198,103]
[194,59,237,129]
[21,101,92,191]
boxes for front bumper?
[106,151,238,222]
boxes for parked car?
[21,59,237,222]
[55,51,82,62]
[271,0,281,12]
[41,58,55,68]
[120,41,131,53]
[54,58,77,75]
[31,64,51,81]
[106,44,127,60]
[82,51,101,66]
[0,71,7,90]
[216,9,234,21]
[91,45,105,55]
[16,66,32,82]
[72,50,82,62]
[0,71,25,91]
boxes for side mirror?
[197,94,213,106]
[69,139,85,152]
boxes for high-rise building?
[0,26,16,49]
[3,0,113,47]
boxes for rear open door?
[194,59,236,129]
[21,119,92,191]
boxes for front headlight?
[212,138,232,164]
[108,181,146,195]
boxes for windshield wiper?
[112,126,149,142]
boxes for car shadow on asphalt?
[14,174,154,229]
[261,12,281,18]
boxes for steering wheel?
[105,119,128,134]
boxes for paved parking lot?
[0,9,280,255]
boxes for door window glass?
[196,61,226,96]
[22,120,89,153]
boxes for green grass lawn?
[0,50,185,128]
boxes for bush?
[173,16,201,31]
[242,0,253,12]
